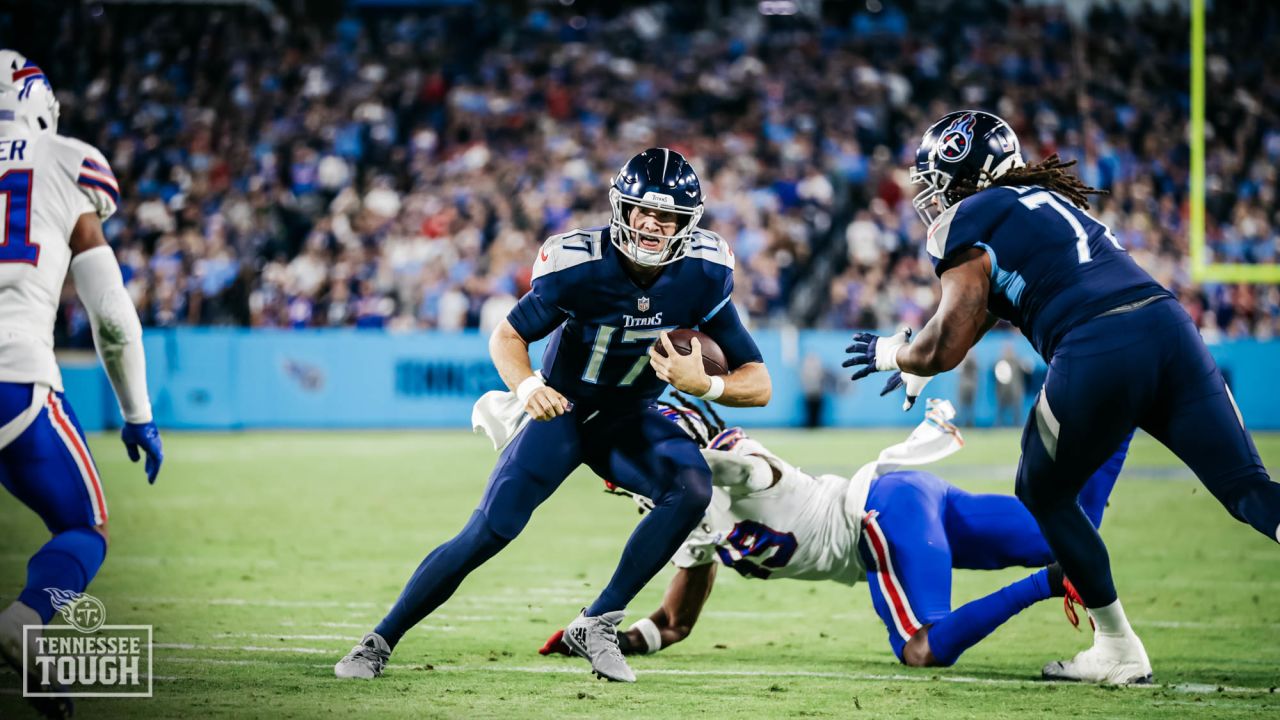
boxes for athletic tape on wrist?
[698,375,725,402]
[629,617,662,654]
[516,375,546,405]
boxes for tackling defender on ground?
[0,52,163,719]
[336,148,770,683]
[845,110,1280,684]
[541,399,1126,667]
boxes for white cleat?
[0,601,74,719]
[1042,633,1153,685]
[562,609,636,683]
[334,632,391,679]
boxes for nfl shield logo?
[637,296,650,312]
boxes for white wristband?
[887,343,903,371]
[697,375,725,402]
[516,375,545,405]
[629,617,662,654]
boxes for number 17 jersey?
[506,226,763,405]
[926,185,1169,359]
[0,127,120,391]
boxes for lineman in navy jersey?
[845,111,1280,685]
[336,148,771,683]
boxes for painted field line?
[1136,620,1280,630]
[283,616,494,627]
[214,633,357,641]
[121,596,380,609]
[154,656,1278,697]
[435,665,1278,697]
[155,643,331,655]
[163,657,329,668]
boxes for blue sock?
[374,511,509,649]
[925,569,1050,666]
[18,528,107,624]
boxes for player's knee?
[93,523,109,552]
[901,629,947,668]
[672,465,713,515]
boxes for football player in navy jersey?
[336,148,771,683]
[845,111,1280,685]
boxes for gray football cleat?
[334,632,391,679]
[562,610,636,683]
[0,601,74,719]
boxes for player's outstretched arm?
[844,247,992,388]
[69,212,163,483]
[489,319,570,421]
[899,247,992,376]
[621,563,718,654]
[538,563,717,658]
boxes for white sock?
[1089,599,1135,637]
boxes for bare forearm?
[897,250,991,377]
[714,361,771,408]
[622,564,717,654]
[897,315,980,376]
[489,320,537,392]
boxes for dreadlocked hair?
[948,154,1107,210]
[661,391,728,448]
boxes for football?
[656,329,729,376]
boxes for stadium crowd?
[8,1,1277,343]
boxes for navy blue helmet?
[609,148,705,267]
[910,110,1024,226]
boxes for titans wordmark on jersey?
[507,226,762,404]
[926,185,1169,359]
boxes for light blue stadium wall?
[59,327,1280,431]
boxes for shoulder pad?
[51,135,119,220]
[685,228,734,270]
[531,228,604,281]
[926,188,1015,260]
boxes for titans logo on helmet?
[936,113,977,163]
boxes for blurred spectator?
[2,0,1272,344]
[956,353,978,427]
[800,353,839,428]
[993,344,1033,428]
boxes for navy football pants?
[376,402,711,648]
[1016,297,1280,608]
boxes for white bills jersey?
[672,434,873,586]
[671,401,966,587]
[0,126,119,391]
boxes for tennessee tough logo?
[937,113,977,162]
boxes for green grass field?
[1,428,1278,719]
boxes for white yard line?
[214,633,359,641]
[153,654,1278,697]
[437,664,1278,696]
[154,643,331,655]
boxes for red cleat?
[1062,576,1095,631]
[538,628,572,656]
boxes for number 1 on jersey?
[0,169,38,265]
[1018,190,1121,264]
